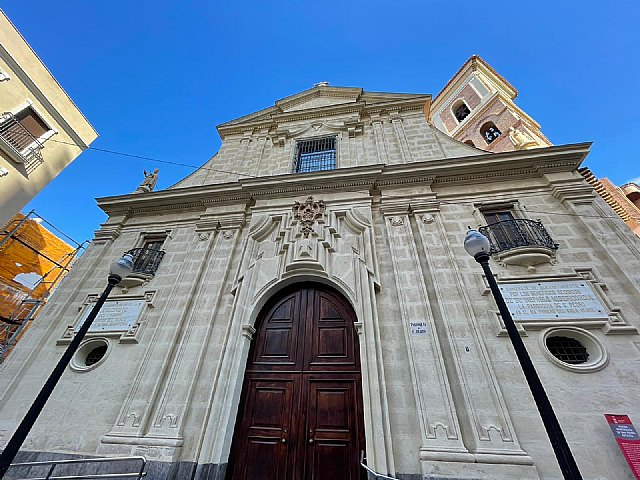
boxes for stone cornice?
[97,183,250,216]
[217,92,430,139]
[432,55,518,111]
[96,143,592,216]
[239,165,383,198]
[276,86,363,111]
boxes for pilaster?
[380,198,473,463]
[412,202,538,476]
[99,213,244,459]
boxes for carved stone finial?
[292,196,326,237]
[134,168,159,193]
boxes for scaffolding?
[0,210,86,362]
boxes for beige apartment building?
[1,81,640,478]
[0,10,97,228]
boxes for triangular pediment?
[217,85,429,134]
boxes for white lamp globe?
[110,253,134,278]
[464,229,491,258]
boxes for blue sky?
[3,1,639,245]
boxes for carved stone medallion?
[292,196,326,237]
[388,216,404,227]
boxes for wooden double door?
[227,285,365,480]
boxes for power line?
[19,133,632,222]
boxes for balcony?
[118,247,165,288]
[0,112,44,171]
[479,219,558,268]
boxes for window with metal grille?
[85,345,108,366]
[1,107,50,151]
[294,137,336,173]
[546,336,589,364]
[128,237,166,275]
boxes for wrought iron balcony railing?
[479,219,558,255]
[0,112,44,167]
[126,247,165,276]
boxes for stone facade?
[1,86,640,480]
[0,10,98,228]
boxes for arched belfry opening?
[226,282,366,480]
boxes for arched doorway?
[227,283,365,480]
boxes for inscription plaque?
[77,299,145,332]
[498,280,608,321]
[410,321,428,335]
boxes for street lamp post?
[0,254,134,479]
[463,229,582,480]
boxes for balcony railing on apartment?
[126,247,165,276]
[0,112,44,168]
[479,219,558,255]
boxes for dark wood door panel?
[305,290,360,371]
[238,437,288,480]
[228,374,299,480]
[308,442,351,480]
[249,291,303,371]
[304,376,364,480]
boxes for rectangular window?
[483,211,514,225]
[129,235,166,275]
[0,104,55,171]
[294,137,336,173]
[482,210,519,251]
[1,107,51,152]
[143,239,165,251]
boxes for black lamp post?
[463,229,582,480]
[0,254,134,479]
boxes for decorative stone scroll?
[292,196,326,237]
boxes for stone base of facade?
[421,459,540,480]
[2,450,542,480]
[3,451,227,480]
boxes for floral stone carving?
[293,196,326,238]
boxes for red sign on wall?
[605,414,640,479]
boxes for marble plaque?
[498,280,608,321]
[77,299,145,332]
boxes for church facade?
[1,84,640,480]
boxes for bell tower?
[430,55,551,152]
